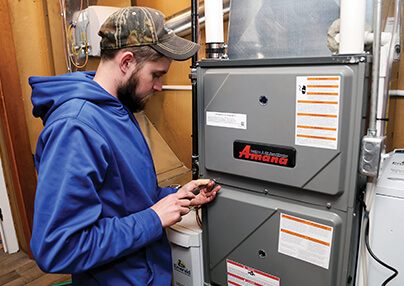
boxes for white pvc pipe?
[162,85,192,91]
[204,0,224,43]
[364,31,392,46]
[390,89,404,96]
[339,0,366,53]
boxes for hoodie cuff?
[136,208,164,242]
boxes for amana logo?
[238,145,289,165]
[233,141,296,168]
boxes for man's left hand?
[178,179,220,206]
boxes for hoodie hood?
[29,71,121,124]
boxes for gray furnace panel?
[204,187,348,286]
[200,60,366,201]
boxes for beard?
[117,70,149,113]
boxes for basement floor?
[0,241,71,286]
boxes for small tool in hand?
[191,180,217,196]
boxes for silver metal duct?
[165,0,230,37]
[226,0,374,60]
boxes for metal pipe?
[191,0,199,180]
[377,0,402,136]
[165,0,230,37]
[368,0,383,135]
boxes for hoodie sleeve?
[30,118,163,274]
[156,186,177,200]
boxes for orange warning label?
[281,214,333,231]
[278,213,333,269]
[296,76,341,150]
[307,77,339,80]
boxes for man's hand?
[178,179,220,206]
[150,179,220,228]
[150,191,194,228]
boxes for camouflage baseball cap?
[98,6,200,61]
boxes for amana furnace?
[197,56,369,286]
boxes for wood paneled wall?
[0,0,40,256]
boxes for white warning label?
[278,213,333,269]
[206,111,247,130]
[227,259,280,286]
[295,76,341,150]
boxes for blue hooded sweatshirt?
[29,71,176,285]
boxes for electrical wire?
[60,0,89,70]
[360,193,399,285]
[195,205,202,228]
[69,0,89,69]
[67,20,89,69]
[357,181,376,286]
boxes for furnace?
[197,56,369,285]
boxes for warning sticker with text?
[227,259,280,286]
[278,213,333,269]
[206,111,247,130]
[295,76,341,150]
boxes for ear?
[119,51,136,75]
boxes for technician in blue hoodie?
[29,6,219,286]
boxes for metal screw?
[258,249,267,259]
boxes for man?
[29,6,219,286]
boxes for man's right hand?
[150,191,194,228]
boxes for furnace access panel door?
[197,57,368,286]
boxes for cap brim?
[152,35,200,61]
